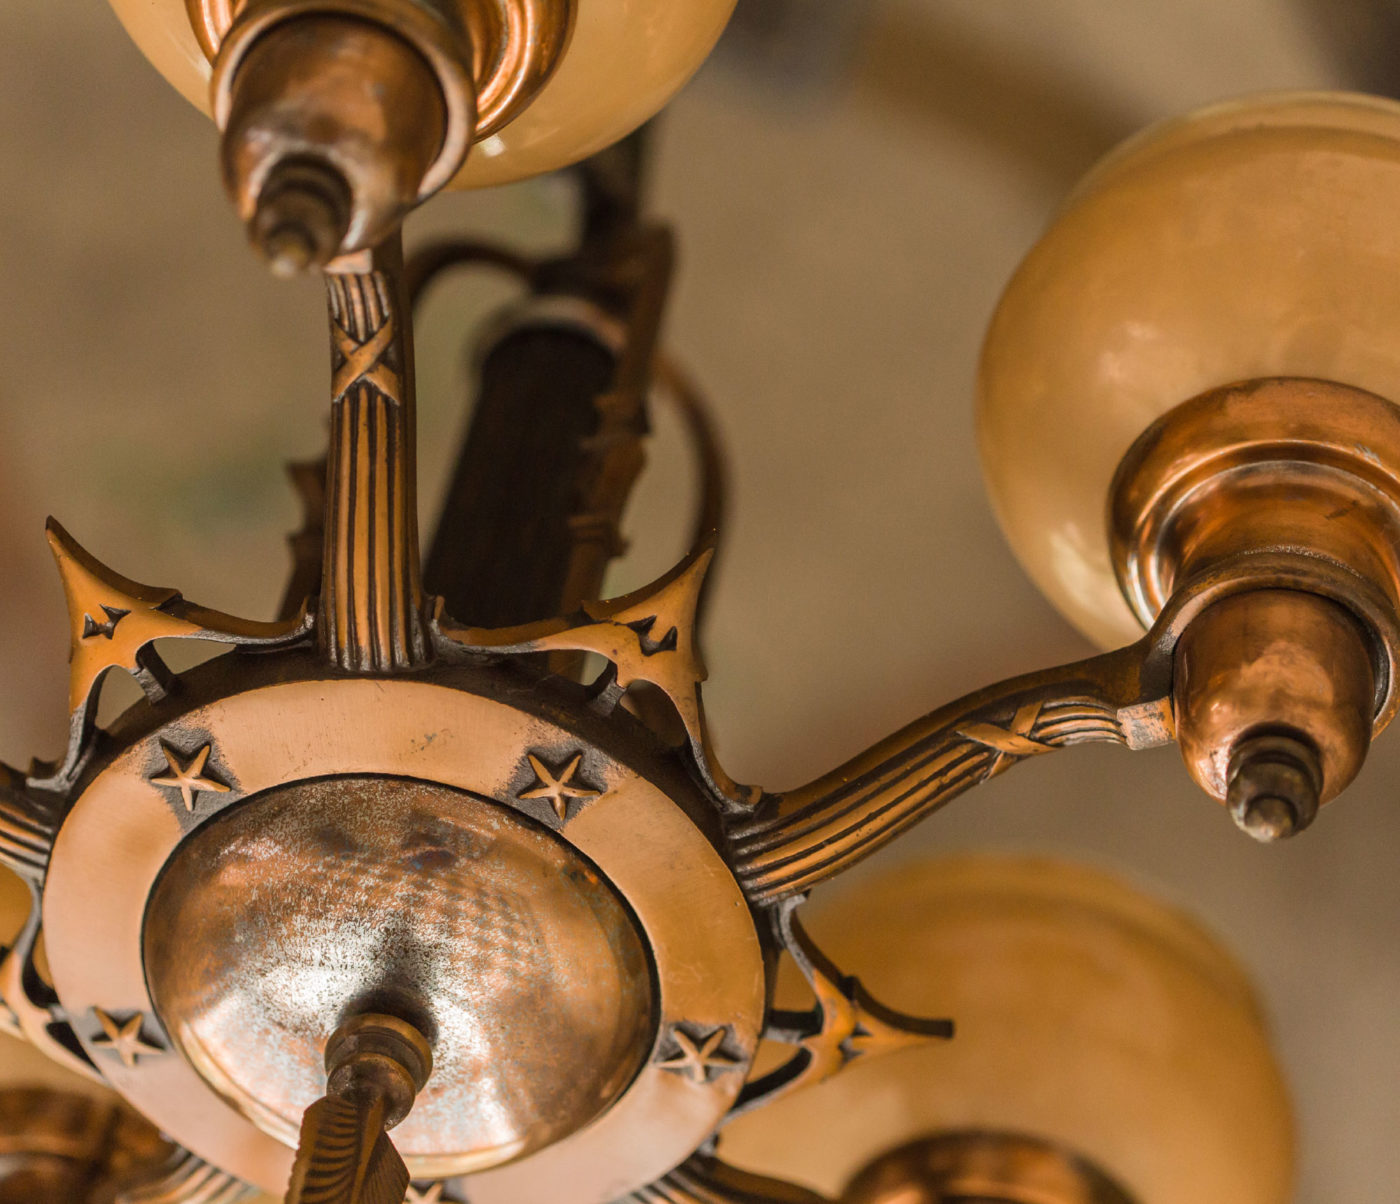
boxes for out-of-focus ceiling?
[0,2,1393,1201]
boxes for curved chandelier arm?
[627,1151,830,1204]
[730,639,1171,905]
[0,770,58,885]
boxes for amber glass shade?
[722,856,1294,1204]
[105,0,736,187]
[978,92,1400,647]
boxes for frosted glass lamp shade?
[721,857,1294,1204]
[978,92,1400,647]
[105,0,736,187]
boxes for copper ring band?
[1149,550,1400,735]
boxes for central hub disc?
[143,775,656,1176]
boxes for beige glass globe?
[978,92,1400,648]
[722,855,1294,1204]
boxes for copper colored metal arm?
[627,1152,830,1204]
[731,641,1173,906]
[321,235,430,671]
[0,770,57,885]
[733,531,1400,900]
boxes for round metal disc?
[144,774,655,1172]
[42,670,764,1201]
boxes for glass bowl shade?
[978,92,1400,647]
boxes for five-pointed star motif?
[518,752,600,821]
[150,743,231,812]
[91,1008,164,1068]
[656,1025,742,1084]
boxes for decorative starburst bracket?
[43,520,313,784]
[730,637,1177,905]
[734,900,953,1118]
[435,542,759,811]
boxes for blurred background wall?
[0,2,1396,1199]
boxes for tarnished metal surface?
[144,776,654,1174]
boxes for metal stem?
[320,235,430,671]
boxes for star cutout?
[150,743,230,812]
[91,1008,164,1068]
[518,752,600,822]
[656,1025,742,1084]
[81,604,130,640]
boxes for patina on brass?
[1173,591,1374,839]
[144,776,655,1175]
[840,1132,1137,1204]
[1111,377,1400,837]
[206,0,573,269]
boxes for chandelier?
[0,3,1386,1202]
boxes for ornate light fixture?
[0,5,1389,1204]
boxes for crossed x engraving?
[331,317,402,402]
[958,700,1051,778]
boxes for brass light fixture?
[1,5,1393,1204]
